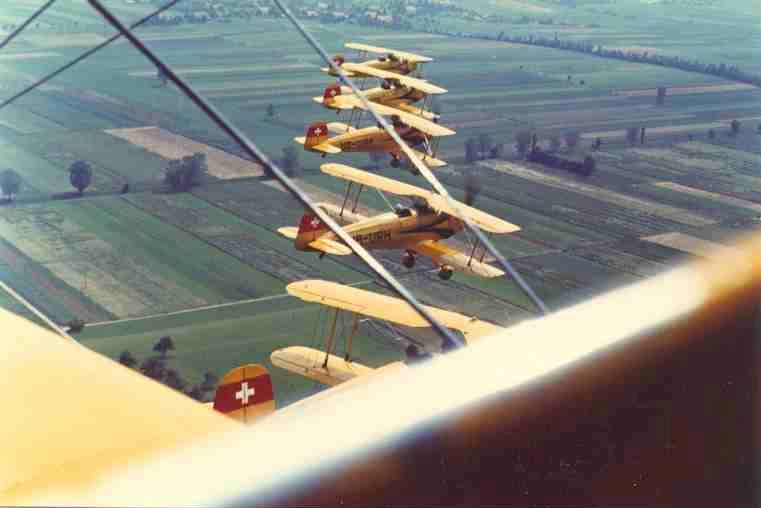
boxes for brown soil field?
[106,126,264,179]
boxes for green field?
[78,296,404,406]
[0,6,758,408]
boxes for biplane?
[270,278,503,387]
[294,115,453,168]
[278,163,520,280]
[314,82,441,123]
[325,42,434,78]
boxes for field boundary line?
[86,278,378,327]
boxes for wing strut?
[323,308,340,369]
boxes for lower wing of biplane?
[270,279,502,386]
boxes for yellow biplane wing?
[270,346,376,386]
[286,279,501,343]
[0,308,237,505]
[411,240,506,279]
[345,42,434,64]
[341,62,447,95]
[320,163,521,234]
[336,96,454,137]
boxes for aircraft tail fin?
[304,122,329,149]
[212,364,275,424]
[295,213,329,250]
[322,83,342,106]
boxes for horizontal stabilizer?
[294,137,342,154]
[277,226,297,239]
[309,237,352,256]
[270,346,375,386]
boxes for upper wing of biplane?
[341,62,447,95]
[321,163,521,234]
[345,42,434,64]
[321,96,454,137]
[285,279,501,342]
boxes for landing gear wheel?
[402,251,416,268]
[438,266,454,280]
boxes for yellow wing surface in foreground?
[345,42,434,63]
[321,163,521,234]
[0,309,237,505]
[285,279,501,343]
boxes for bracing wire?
[0,0,58,51]
[0,0,185,113]
[270,0,549,315]
[85,0,464,350]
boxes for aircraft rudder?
[212,363,275,424]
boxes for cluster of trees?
[164,153,208,192]
[527,148,596,177]
[464,134,504,162]
[1,160,94,203]
[482,33,761,88]
[118,335,218,402]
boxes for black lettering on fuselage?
[352,230,392,245]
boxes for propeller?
[464,171,482,206]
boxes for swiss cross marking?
[235,382,255,405]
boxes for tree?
[656,87,667,105]
[164,153,206,191]
[266,103,276,119]
[140,357,166,381]
[582,156,596,176]
[186,385,205,401]
[756,123,761,134]
[118,350,137,369]
[156,67,168,86]
[515,130,533,157]
[708,129,716,140]
[153,335,175,359]
[0,169,21,202]
[464,137,479,163]
[640,126,646,145]
[69,160,92,196]
[626,127,639,146]
[200,371,218,393]
[164,368,188,392]
[489,143,505,159]
[594,137,602,151]
[478,133,494,160]
[564,131,580,152]
[281,146,300,176]
[549,136,561,153]
[730,119,741,137]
